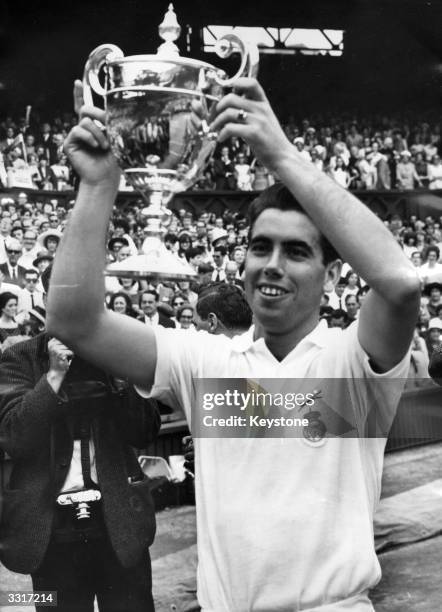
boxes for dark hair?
[171,292,186,307]
[139,290,159,305]
[113,218,130,234]
[24,268,39,279]
[213,245,227,257]
[108,292,136,317]
[0,291,18,311]
[197,283,252,331]
[247,183,340,265]
[425,245,440,261]
[185,246,203,262]
[176,303,194,321]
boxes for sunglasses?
[7,250,21,254]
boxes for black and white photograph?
[1,1,442,610]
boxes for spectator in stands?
[423,282,442,317]
[211,245,227,282]
[107,291,138,318]
[329,156,351,189]
[36,158,54,190]
[293,137,311,162]
[420,245,442,285]
[342,270,361,300]
[410,251,423,268]
[396,150,422,190]
[234,153,253,191]
[213,146,236,190]
[344,294,359,325]
[356,150,377,190]
[17,229,39,269]
[0,291,22,345]
[138,290,175,328]
[175,304,195,329]
[17,268,44,319]
[427,154,442,190]
[414,151,429,187]
[329,308,348,329]
[0,238,26,286]
[426,318,442,358]
[194,282,252,336]
[37,229,62,258]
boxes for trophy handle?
[82,44,125,107]
[212,34,259,87]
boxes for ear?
[323,259,342,292]
[207,312,219,333]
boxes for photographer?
[0,265,160,612]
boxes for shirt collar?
[231,319,329,354]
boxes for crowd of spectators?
[1,111,442,192]
[0,185,441,388]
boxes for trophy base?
[105,237,197,281]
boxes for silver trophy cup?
[83,4,259,280]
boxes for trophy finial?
[157,4,181,56]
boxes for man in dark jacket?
[138,290,175,328]
[0,266,160,612]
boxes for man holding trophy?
[47,6,420,611]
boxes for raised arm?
[211,78,420,371]
[46,82,158,388]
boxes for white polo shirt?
[142,320,409,612]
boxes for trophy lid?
[157,3,182,58]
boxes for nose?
[263,246,284,278]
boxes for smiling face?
[245,208,338,345]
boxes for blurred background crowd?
[1,111,442,192]
[0,185,441,388]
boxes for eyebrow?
[249,235,315,256]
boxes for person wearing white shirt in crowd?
[293,137,311,162]
[48,77,420,612]
[210,246,227,282]
[427,154,442,190]
[419,245,442,285]
[17,230,40,269]
[0,238,26,286]
[16,268,45,324]
[0,216,12,265]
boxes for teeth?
[259,286,287,296]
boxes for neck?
[254,315,320,361]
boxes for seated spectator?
[423,282,442,317]
[420,246,442,285]
[427,154,442,190]
[426,318,442,358]
[0,291,23,346]
[329,156,351,189]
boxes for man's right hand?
[63,80,120,188]
[48,338,74,374]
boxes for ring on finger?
[237,109,248,122]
